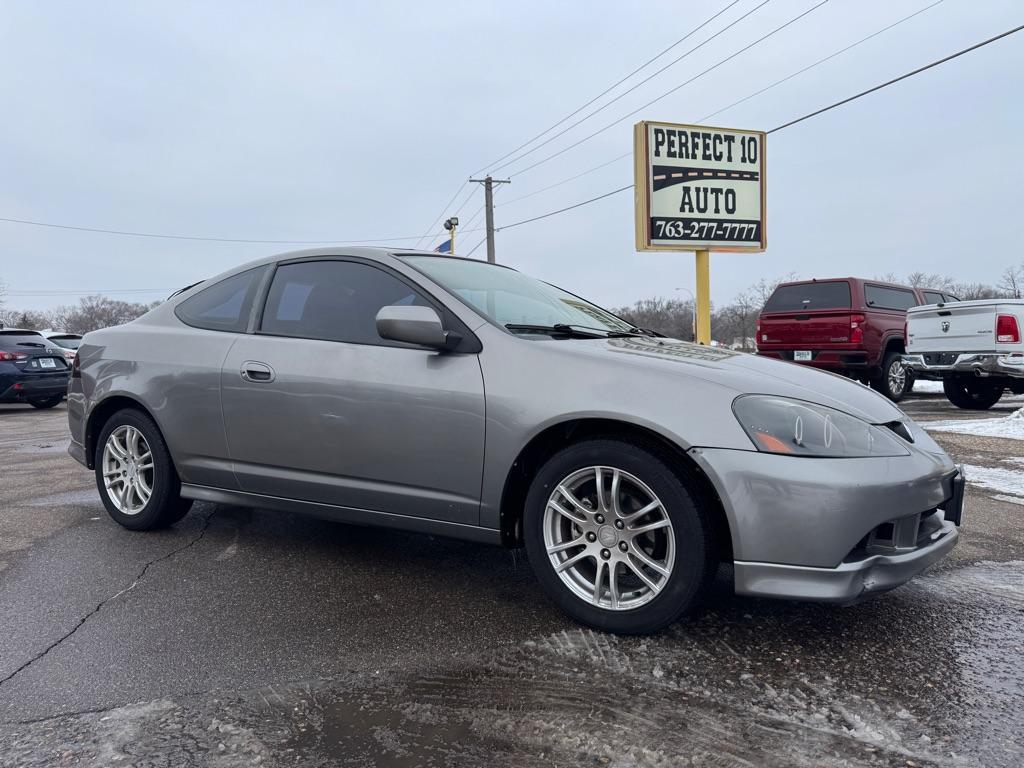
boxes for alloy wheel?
[543,466,675,610]
[101,425,154,515]
[888,359,907,396]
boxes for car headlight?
[732,395,910,458]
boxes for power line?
[699,0,944,124]
[413,180,469,249]
[497,185,635,231]
[768,21,1024,133]
[7,288,169,296]
[505,0,830,178]
[495,23,1024,232]
[498,153,632,207]
[0,215,431,245]
[489,0,776,175]
[473,0,745,175]
[498,0,942,208]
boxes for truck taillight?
[996,314,1021,344]
[850,313,865,345]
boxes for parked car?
[0,329,71,409]
[42,331,83,361]
[755,278,958,402]
[68,250,963,634]
[904,298,1024,409]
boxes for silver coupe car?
[68,249,964,634]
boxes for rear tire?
[28,395,63,409]
[523,438,716,635]
[943,377,1003,410]
[94,408,193,530]
[870,351,909,402]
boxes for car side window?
[922,291,945,305]
[260,260,430,345]
[175,267,266,333]
[864,284,916,311]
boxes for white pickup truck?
[904,299,1024,409]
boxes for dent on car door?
[220,258,486,524]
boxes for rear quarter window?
[922,291,945,305]
[865,284,916,311]
[174,266,267,333]
[763,282,852,312]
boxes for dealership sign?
[634,121,766,252]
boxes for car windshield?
[401,256,634,335]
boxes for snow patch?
[912,380,945,394]
[925,406,1024,440]
[961,463,1024,499]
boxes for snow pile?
[912,380,945,394]
[925,407,1024,440]
[961,464,1024,499]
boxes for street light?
[443,217,459,254]
[675,287,697,342]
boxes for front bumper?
[689,446,961,603]
[903,351,1024,379]
[734,517,958,602]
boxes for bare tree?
[614,297,695,340]
[53,295,157,334]
[998,265,1024,299]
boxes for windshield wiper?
[505,323,610,339]
[503,323,638,337]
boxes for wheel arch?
[84,394,161,469]
[498,417,733,563]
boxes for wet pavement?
[1,394,1022,767]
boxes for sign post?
[634,121,766,344]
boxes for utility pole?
[469,176,510,263]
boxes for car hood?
[561,336,904,424]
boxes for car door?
[220,257,486,524]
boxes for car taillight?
[72,353,82,378]
[850,313,865,345]
[996,314,1021,344]
[0,351,28,361]
[755,317,762,348]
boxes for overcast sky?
[1,0,1021,311]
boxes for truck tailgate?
[907,300,1015,353]
[759,310,852,348]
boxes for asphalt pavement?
[0,391,1022,767]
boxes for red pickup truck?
[755,277,958,402]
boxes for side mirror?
[376,305,460,350]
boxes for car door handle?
[240,361,275,383]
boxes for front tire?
[943,377,1003,410]
[94,408,193,530]
[871,351,909,402]
[523,439,716,635]
[28,394,63,409]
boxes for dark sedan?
[0,329,71,409]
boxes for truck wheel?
[871,352,909,402]
[943,377,1004,410]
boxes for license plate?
[793,350,812,361]
[38,358,57,369]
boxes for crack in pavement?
[0,510,217,691]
